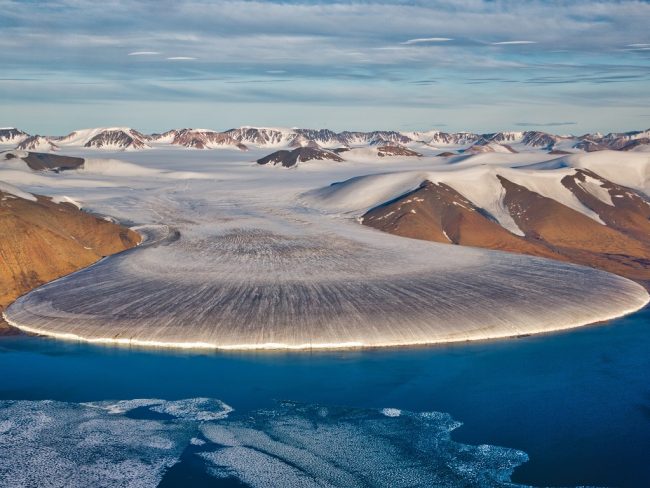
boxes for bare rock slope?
[0,187,140,332]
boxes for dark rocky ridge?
[3,151,84,172]
[257,147,344,167]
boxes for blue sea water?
[0,306,649,487]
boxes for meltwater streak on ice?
[3,196,649,349]
[0,399,529,488]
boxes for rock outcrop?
[376,145,423,157]
[257,147,343,168]
[2,151,84,171]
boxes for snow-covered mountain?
[401,130,481,146]
[521,131,560,149]
[467,140,518,153]
[600,129,650,143]
[294,129,342,147]
[590,129,650,151]
[481,131,566,150]
[57,128,150,151]
[483,131,524,144]
[573,139,609,152]
[149,129,178,144]
[223,127,295,147]
[15,135,59,152]
[0,128,29,144]
[404,130,569,151]
[336,131,412,146]
[165,128,248,150]
[287,134,321,149]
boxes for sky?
[1,0,649,134]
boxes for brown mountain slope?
[362,174,650,287]
[0,189,140,333]
[561,169,650,243]
[362,181,560,259]
[498,176,650,283]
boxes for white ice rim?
[3,292,648,352]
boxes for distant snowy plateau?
[1,125,649,349]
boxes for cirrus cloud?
[491,41,537,45]
[401,37,453,45]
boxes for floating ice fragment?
[198,403,529,487]
[84,398,233,420]
[380,407,402,417]
[150,398,234,421]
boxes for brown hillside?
[363,174,650,288]
[499,176,650,283]
[363,181,560,260]
[0,189,140,333]
[561,169,650,243]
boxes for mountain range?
[2,126,649,155]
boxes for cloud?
[523,72,650,85]
[515,121,577,127]
[224,79,291,84]
[372,46,409,51]
[491,41,536,45]
[1,0,649,132]
[401,37,453,45]
[409,79,438,85]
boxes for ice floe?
[0,398,532,487]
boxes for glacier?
[2,147,649,349]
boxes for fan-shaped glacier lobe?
[4,211,648,350]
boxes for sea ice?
[0,399,533,487]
